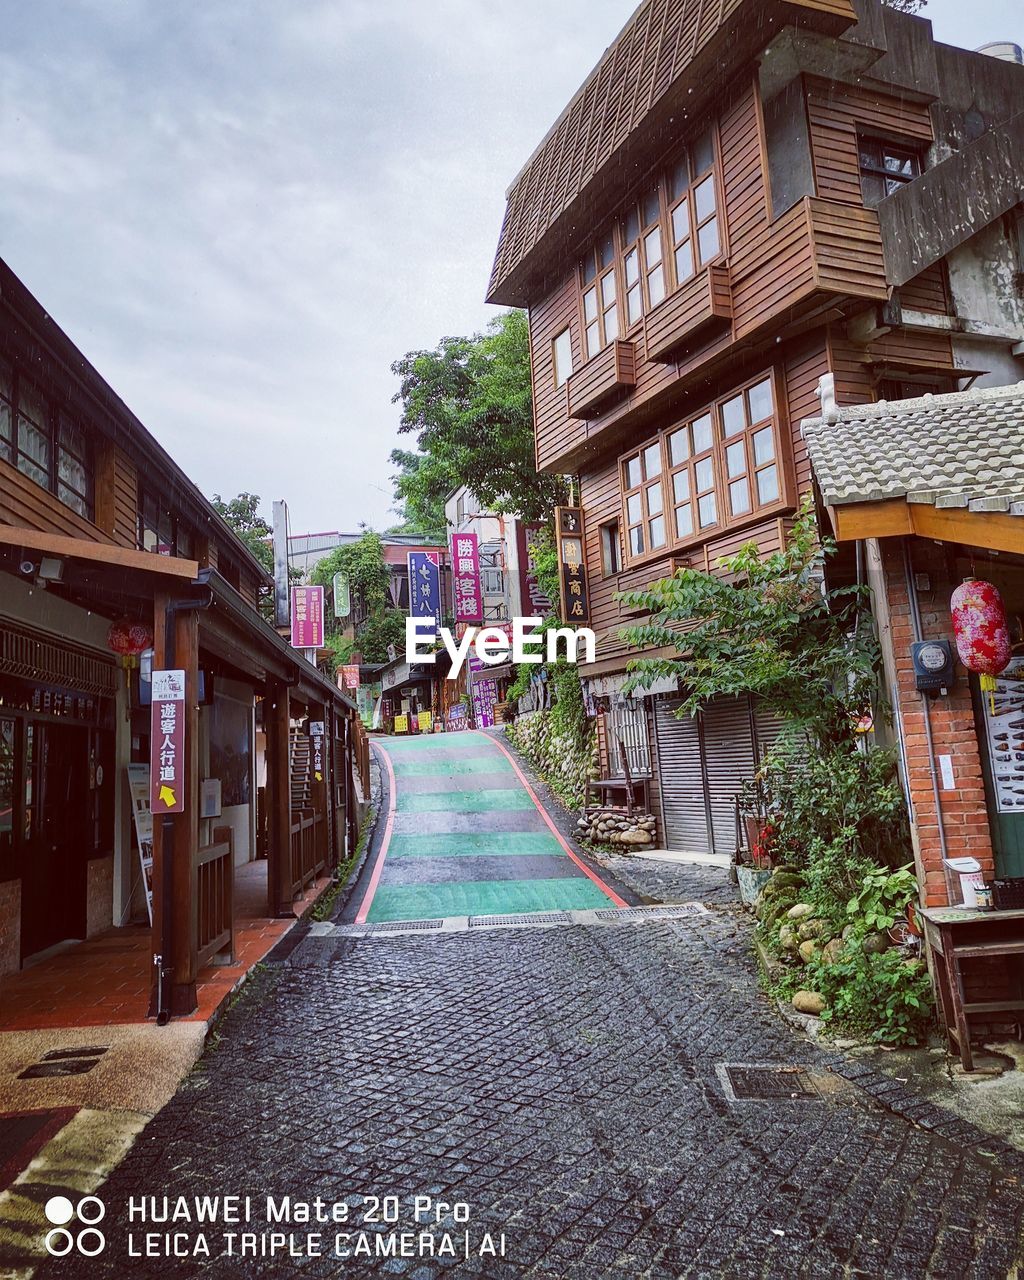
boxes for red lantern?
[107,618,154,671]
[950,578,1011,702]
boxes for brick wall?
[881,539,994,907]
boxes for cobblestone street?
[36,735,1024,1279]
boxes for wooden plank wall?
[0,456,112,543]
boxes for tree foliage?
[619,498,878,751]
[390,310,568,528]
[211,492,273,573]
[310,530,405,666]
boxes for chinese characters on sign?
[408,552,441,634]
[471,677,499,729]
[341,665,360,691]
[290,585,325,649]
[516,521,553,617]
[150,668,186,814]
[332,572,351,619]
[554,506,590,625]
[309,720,324,783]
[450,531,483,624]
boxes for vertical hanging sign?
[151,669,186,814]
[332,572,351,619]
[554,506,590,625]
[450,531,483,624]
[290,585,325,649]
[408,551,441,632]
[516,521,553,617]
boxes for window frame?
[552,327,573,388]
[618,368,791,566]
[620,441,668,559]
[138,486,194,558]
[599,521,622,577]
[858,136,922,207]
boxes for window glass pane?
[58,484,88,518]
[643,443,662,477]
[729,478,751,515]
[583,288,598,322]
[626,492,642,523]
[649,514,666,548]
[859,142,880,169]
[692,414,712,453]
[884,177,904,197]
[669,428,690,466]
[691,131,715,176]
[18,418,50,486]
[697,217,720,262]
[860,173,885,206]
[601,272,617,307]
[748,378,773,423]
[726,441,746,478]
[721,394,746,437]
[582,255,597,285]
[884,151,915,176]
[646,481,663,516]
[599,234,615,269]
[698,492,717,527]
[625,456,642,489]
[752,426,775,465]
[757,464,779,504]
[624,248,639,286]
[0,402,11,460]
[675,244,694,283]
[629,525,644,555]
[627,285,642,325]
[553,329,573,387]
[586,322,600,354]
[642,190,660,227]
[671,199,690,243]
[644,227,662,267]
[604,303,618,338]
[675,503,693,538]
[694,176,716,223]
[670,160,689,201]
[695,457,714,491]
[623,207,640,244]
[648,265,665,306]
[601,524,621,575]
[58,449,87,494]
[672,470,690,502]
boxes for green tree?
[310,530,405,666]
[386,449,448,540]
[211,492,273,573]
[390,309,568,526]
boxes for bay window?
[0,360,94,520]
[621,372,786,562]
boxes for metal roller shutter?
[702,695,757,856]
[654,699,711,854]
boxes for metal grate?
[469,912,573,927]
[721,1064,821,1101]
[0,621,118,697]
[595,905,703,920]
[364,919,443,932]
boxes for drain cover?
[595,905,703,921]
[469,912,573,927]
[720,1064,821,1101]
[365,919,443,932]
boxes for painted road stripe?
[396,789,534,813]
[390,756,514,776]
[387,832,566,858]
[366,876,613,922]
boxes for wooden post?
[149,594,200,1018]
[310,701,328,877]
[265,680,294,917]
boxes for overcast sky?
[0,0,1019,535]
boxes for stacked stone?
[576,806,657,847]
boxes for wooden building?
[488,0,1024,857]
[0,257,360,1017]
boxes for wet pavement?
[26,733,1024,1280]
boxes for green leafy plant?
[846,864,918,933]
[808,950,933,1046]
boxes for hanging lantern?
[107,618,154,672]
[950,578,1012,708]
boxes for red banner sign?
[151,668,186,814]
[290,585,325,649]
[451,531,483,623]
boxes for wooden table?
[586,777,650,816]
[919,905,1024,1070]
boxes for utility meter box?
[911,640,956,692]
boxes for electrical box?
[911,640,955,693]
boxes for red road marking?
[355,742,396,924]
[480,731,627,907]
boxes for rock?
[798,940,819,963]
[842,924,855,940]
[773,864,801,876]
[618,828,653,846]
[861,932,890,955]
[787,903,814,921]
[821,938,844,965]
[792,990,826,1015]
[770,872,804,890]
[797,918,831,941]
[778,925,799,952]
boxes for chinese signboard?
[450,531,483,624]
[554,507,590,625]
[468,621,514,674]
[332,571,351,619]
[408,551,441,631]
[417,710,433,733]
[394,713,409,734]
[150,668,186,814]
[309,720,324,783]
[516,521,553,617]
[471,677,499,729]
[290,585,325,649]
[341,664,360,691]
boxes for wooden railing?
[352,715,371,800]
[290,810,324,896]
[197,826,233,968]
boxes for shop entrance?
[21,721,90,959]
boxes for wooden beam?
[830,499,1024,554]
[265,679,295,917]
[831,500,913,541]
[0,524,199,578]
